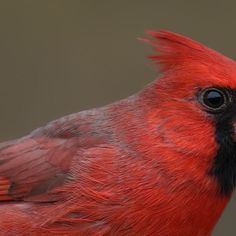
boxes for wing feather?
[0,136,76,202]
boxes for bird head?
[141,31,236,196]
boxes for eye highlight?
[199,88,230,113]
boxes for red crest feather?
[143,30,235,74]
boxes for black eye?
[199,88,230,113]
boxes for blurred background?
[0,1,235,235]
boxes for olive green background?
[0,1,235,235]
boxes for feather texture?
[0,30,236,235]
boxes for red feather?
[144,31,236,85]
[0,30,235,235]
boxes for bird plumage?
[0,31,236,235]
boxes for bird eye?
[199,88,229,113]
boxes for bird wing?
[0,135,77,202]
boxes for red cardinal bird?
[0,31,235,236]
